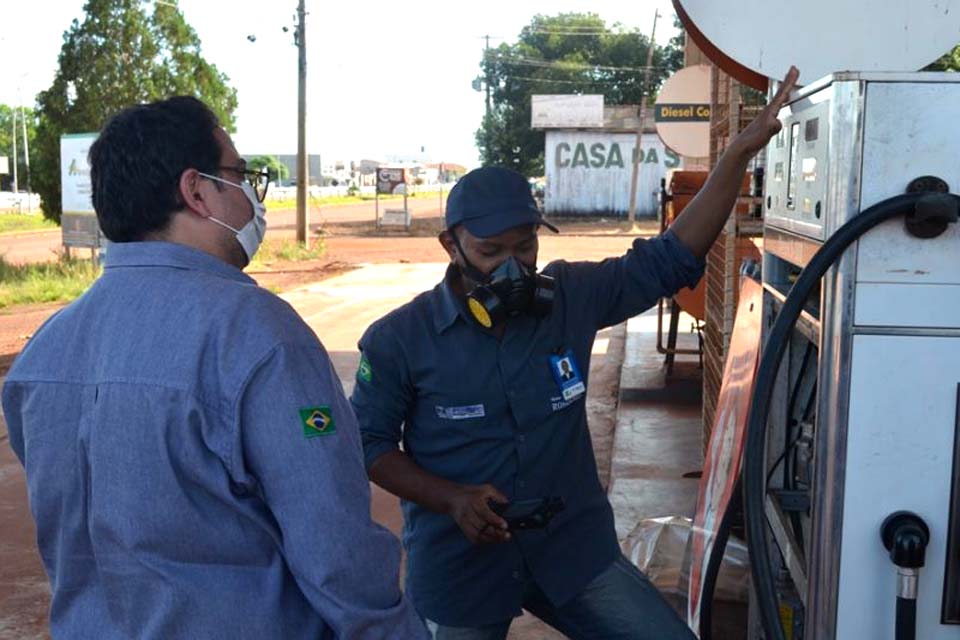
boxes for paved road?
[0,198,655,266]
[0,259,624,639]
[0,198,445,265]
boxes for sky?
[0,0,679,168]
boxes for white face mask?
[199,172,268,262]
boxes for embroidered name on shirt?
[435,404,486,420]
[551,396,576,411]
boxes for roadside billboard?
[531,95,604,129]
[376,167,409,195]
[60,133,102,248]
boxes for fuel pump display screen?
[786,121,800,210]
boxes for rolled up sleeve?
[237,342,427,639]
[560,229,706,330]
[350,324,414,470]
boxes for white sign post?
[60,133,102,259]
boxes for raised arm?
[670,66,799,258]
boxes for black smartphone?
[489,496,565,531]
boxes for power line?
[481,28,649,38]
[485,52,666,73]
[500,74,636,85]
[524,29,615,36]
[481,26,661,39]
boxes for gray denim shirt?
[3,241,427,639]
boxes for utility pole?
[438,161,444,214]
[11,107,18,194]
[296,0,309,245]
[484,35,492,166]
[627,9,659,227]
[20,103,32,211]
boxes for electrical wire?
[523,29,616,36]
[481,28,657,38]
[484,52,663,73]
[498,75,636,85]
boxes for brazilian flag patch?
[300,406,336,438]
[357,355,373,384]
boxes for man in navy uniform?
[351,70,799,639]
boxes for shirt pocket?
[511,350,586,432]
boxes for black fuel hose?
[698,478,740,639]
[738,192,959,640]
[896,597,917,640]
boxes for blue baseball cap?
[445,166,558,237]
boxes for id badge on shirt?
[549,349,585,402]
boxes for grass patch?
[0,255,101,309]
[266,190,442,211]
[248,237,326,269]
[267,195,393,210]
[0,213,58,234]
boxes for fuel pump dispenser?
[673,2,960,638]
[743,72,960,640]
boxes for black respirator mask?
[453,236,555,329]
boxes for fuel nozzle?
[882,511,929,571]
[881,511,930,640]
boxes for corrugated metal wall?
[544,132,681,217]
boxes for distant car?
[529,180,545,207]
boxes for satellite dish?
[655,64,712,158]
[675,0,960,85]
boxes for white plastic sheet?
[622,516,750,604]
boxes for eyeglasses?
[217,165,270,202]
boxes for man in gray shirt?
[3,96,427,639]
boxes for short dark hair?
[89,96,223,242]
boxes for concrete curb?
[607,306,704,542]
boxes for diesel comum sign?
[655,103,711,122]
[654,64,712,158]
[544,131,681,217]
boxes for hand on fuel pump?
[446,483,512,544]
[730,66,800,156]
[669,66,800,259]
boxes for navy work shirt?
[2,242,426,639]
[350,230,705,626]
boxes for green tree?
[925,44,960,71]
[0,105,39,191]
[33,0,238,222]
[475,13,684,176]
[248,155,290,183]
[663,16,685,77]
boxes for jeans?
[425,554,696,640]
